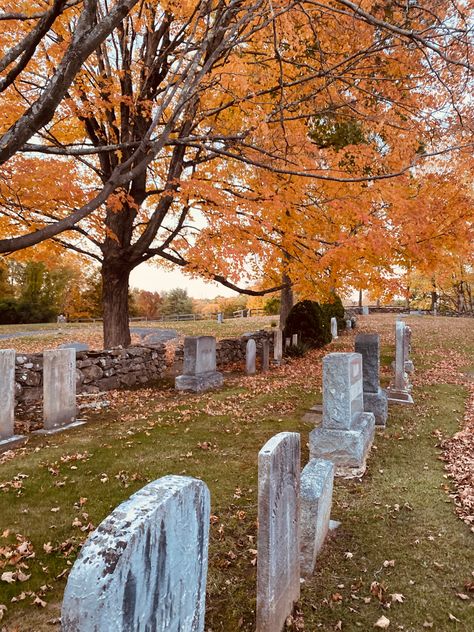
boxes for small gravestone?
[61,475,210,632]
[355,333,388,427]
[273,329,283,364]
[175,336,223,392]
[0,350,25,452]
[292,333,298,346]
[217,312,224,324]
[246,339,256,375]
[309,353,375,477]
[285,336,291,349]
[262,340,270,372]
[257,432,300,632]
[59,342,89,352]
[330,317,338,340]
[346,319,352,329]
[387,322,414,405]
[300,458,335,577]
[37,349,84,434]
[361,306,369,315]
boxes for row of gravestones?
[60,320,415,631]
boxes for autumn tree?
[0,0,473,345]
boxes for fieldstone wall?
[15,345,166,403]
[174,330,275,367]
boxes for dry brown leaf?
[374,615,390,628]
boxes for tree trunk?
[358,289,363,307]
[102,261,131,348]
[279,270,294,329]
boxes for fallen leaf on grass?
[390,593,405,603]
[374,615,390,628]
[456,593,469,600]
[0,604,6,620]
[1,572,15,583]
[33,595,46,607]
[448,613,461,622]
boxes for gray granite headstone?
[273,329,283,363]
[257,432,300,632]
[292,334,298,346]
[217,312,224,324]
[404,325,414,373]
[285,337,291,349]
[330,317,338,340]
[300,458,334,577]
[387,321,414,405]
[246,339,256,375]
[0,350,25,452]
[361,306,369,315]
[175,336,223,392]
[41,349,82,433]
[310,352,375,477]
[346,319,352,329]
[262,340,270,372]
[355,333,388,427]
[61,475,210,632]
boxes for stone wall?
[15,345,167,403]
[174,330,275,367]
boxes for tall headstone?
[62,476,210,632]
[404,325,414,373]
[257,432,300,632]
[175,336,223,392]
[309,353,375,477]
[273,329,283,364]
[262,339,270,372]
[330,317,338,340]
[355,333,388,427]
[387,322,414,405]
[0,350,25,452]
[41,348,81,433]
[246,338,256,375]
[300,459,334,577]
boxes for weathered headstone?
[257,432,300,632]
[59,342,89,352]
[387,322,414,405]
[355,333,388,427]
[330,317,338,340]
[404,325,414,373]
[217,312,224,324]
[300,458,335,577]
[285,336,291,349]
[175,336,223,392]
[362,306,369,315]
[292,333,298,346]
[0,350,25,452]
[346,319,352,329]
[273,329,283,364]
[61,475,210,632]
[262,339,270,372]
[309,353,375,477]
[246,338,256,375]
[40,349,82,433]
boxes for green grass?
[0,314,473,631]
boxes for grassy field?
[0,314,473,631]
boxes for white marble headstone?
[246,338,256,375]
[43,348,76,430]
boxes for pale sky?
[130,262,238,299]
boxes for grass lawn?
[0,314,473,631]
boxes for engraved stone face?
[62,476,210,632]
[43,349,76,430]
[322,353,364,430]
[257,432,300,632]
[0,350,15,440]
[183,336,217,375]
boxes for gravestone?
[217,312,224,324]
[346,319,352,329]
[330,317,338,340]
[257,432,300,632]
[309,353,375,477]
[246,339,256,375]
[361,306,369,315]
[0,350,25,452]
[292,333,298,346]
[39,349,83,434]
[300,458,334,577]
[262,340,270,372]
[175,336,223,392]
[404,325,414,373]
[355,333,388,427]
[59,342,89,352]
[273,329,283,364]
[62,475,210,632]
[285,337,291,349]
[387,322,414,405]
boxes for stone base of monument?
[363,388,388,427]
[33,420,86,435]
[302,403,323,424]
[386,388,414,405]
[300,458,334,577]
[0,435,27,453]
[175,371,224,392]
[309,412,375,478]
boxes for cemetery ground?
[0,315,473,631]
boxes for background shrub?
[284,300,332,348]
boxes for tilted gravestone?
[309,353,375,477]
[330,317,338,340]
[257,432,300,632]
[246,339,256,375]
[0,350,25,452]
[175,336,223,392]
[300,458,334,577]
[61,475,210,632]
[262,339,270,372]
[387,321,414,405]
[38,348,84,434]
[355,333,388,427]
